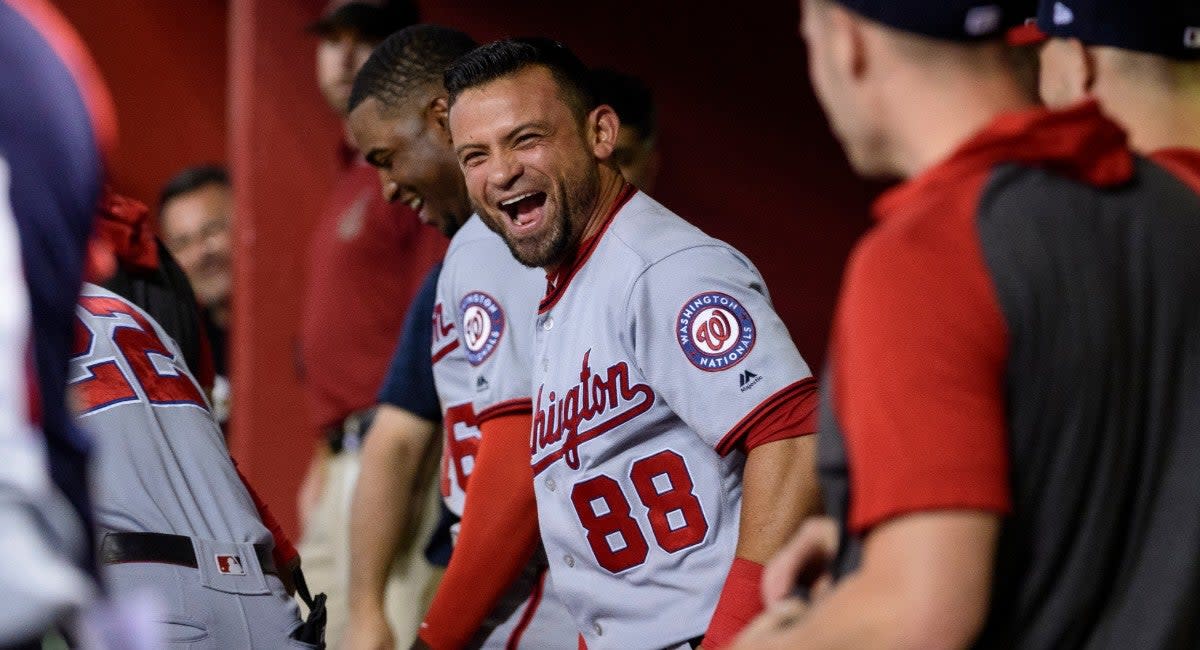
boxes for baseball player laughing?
[446,39,822,650]
[347,25,578,649]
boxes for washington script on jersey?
[531,350,655,475]
[677,291,756,371]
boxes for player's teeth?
[500,192,534,207]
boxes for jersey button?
[545,477,557,492]
[592,622,603,636]
[564,554,575,568]
[542,317,554,331]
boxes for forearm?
[706,435,821,648]
[737,512,999,650]
[737,435,822,563]
[768,573,908,649]
[420,413,540,649]
[348,406,435,611]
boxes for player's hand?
[726,597,810,650]
[342,606,395,650]
[761,516,838,606]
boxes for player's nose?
[487,150,523,190]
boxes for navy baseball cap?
[308,0,419,42]
[828,0,1036,41]
[1037,0,1200,60]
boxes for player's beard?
[492,162,600,270]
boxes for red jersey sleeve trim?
[475,397,532,424]
[431,339,459,364]
[850,482,1012,535]
[715,378,818,457]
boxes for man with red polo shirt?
[735,0,1200,647]
[1036,0,1200,189]
[296,1,446,645]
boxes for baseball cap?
[828,0,1035,41]
[307,0,419,42]
[1036,0,1200,60]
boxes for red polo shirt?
[299,146,446,433]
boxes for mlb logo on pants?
[215,554,246,575]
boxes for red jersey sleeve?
[419,413,540,649]
[233,460,299,568]
[831,190,1011,534]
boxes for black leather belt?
[100,532,276,575]
[324,406,377,454]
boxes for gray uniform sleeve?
[444,238,544,422]
[625,245,812,452]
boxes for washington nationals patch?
[677,291,756,371]
[460,291,505,366]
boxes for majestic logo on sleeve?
[459,292,505,366]
[677,291,756,371]
[531,350,655,474]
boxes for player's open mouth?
[499,192,547,228]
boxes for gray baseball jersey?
[71,283,308,647]
[432,215,576,647]
[531,188,813,649]
[73,283,268,546]
[433,215,545,515]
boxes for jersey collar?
[1150,148,1200,194]
[873,100,1133,222]
[539,182,637,314]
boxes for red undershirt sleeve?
[831,202,1011,535]
[717,377,818,455]
[419,412,540,649]
[233,460,298,568]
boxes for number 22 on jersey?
[71,296,206,414]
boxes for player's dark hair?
[101,240,211,387]
[445,37,596,122]
[348,24,479,114]
[159,164,229,211]
[590,68,657,143]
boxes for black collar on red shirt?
[539,183,637,314]
[874,100,1134,221]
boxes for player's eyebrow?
[502,121,551,145]
[454,121,552,157]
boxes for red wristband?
[703,557,765,649]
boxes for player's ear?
[1038,38,1091,108]
[429,96,451,139]
[589,104,620,161]
[828,2,868,82]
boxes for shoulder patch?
[676,291,756,372]
[459,291,505,366]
